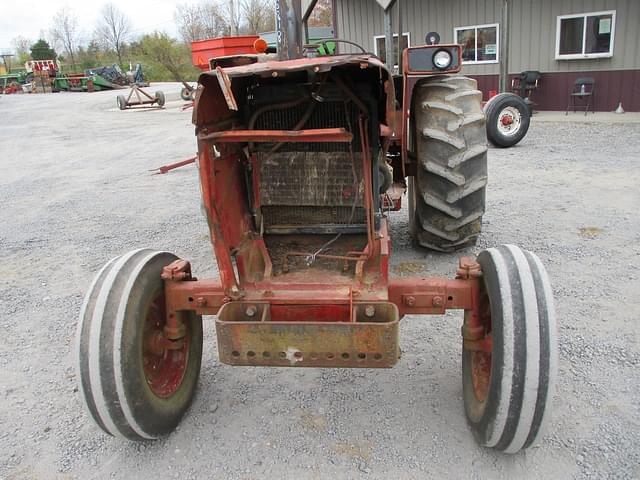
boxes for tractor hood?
[193,54,395,133]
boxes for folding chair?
[566,77,596,116]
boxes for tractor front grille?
[248,82,378,232]
[262,206,366,228]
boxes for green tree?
[30,39,57,61]
[137,32,197,82]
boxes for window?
[556,11,615,59]
[373,33,410,69]
[454,23,499,64]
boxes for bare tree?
[96,3,131,66]
[241,0,275,34]
[224,0,241,36]
[203,2,231,37]
[175,2,229,43]
[12,36,31,56]
[51,8,80,69]
[308,0,332,27]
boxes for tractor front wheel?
[463,244,557,453]
[76,249,203,441]
[410,76,488,252]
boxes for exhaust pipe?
[276,0,303,60]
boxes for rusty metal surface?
[214,66,238,111]
[198,54,390,81]
[215,301,400,368]
[150,156,197,175]
[200,128,352,143]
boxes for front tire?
[463,245,557,453]
[410,76,488,252]
[76,249,203,441]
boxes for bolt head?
[245,306,257,317]
[433,296,443,307]
[364,305,376,317]
[406,296,416,307]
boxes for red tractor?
[77,1,556,453]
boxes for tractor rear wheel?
[76,249,203,441]
[410,76,488,252]
[463,245,557,453]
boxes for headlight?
[433,50,452,70]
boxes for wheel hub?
[464,278,493,403]
[471,350,491,402]
[143,292,190,398]
[497,106,523,137]
[500,114,514,126]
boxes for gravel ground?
[1,85,639,480]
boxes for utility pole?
[397,0,402,74]
[276,0,303,60]
[382,0,397,72]
[499,0,510,92]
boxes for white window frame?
[555,10,616,60]
[453,23,499,65]
[373,32,411,69]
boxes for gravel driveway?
[1,86,639,479]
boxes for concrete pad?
[531,110,640,123]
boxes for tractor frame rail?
[161,257,485,368]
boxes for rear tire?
[463,245,557,453]
[76,249,203,440]
[410,76,488,252]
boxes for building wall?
[334,0,640,110]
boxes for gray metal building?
[332,0,640,111]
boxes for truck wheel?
[76,249,203,441]
[116,95,127,110]
[463,245,557,453]
[484,93,530,148]
[411,76,488,252]
[155,90,165,107]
